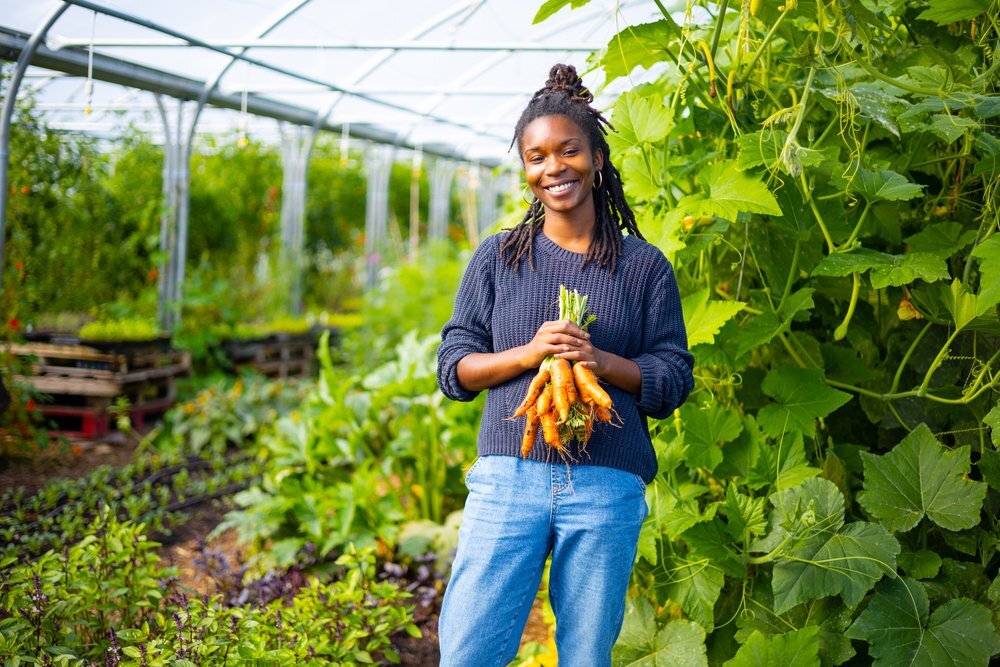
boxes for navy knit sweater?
[437,229,694,484]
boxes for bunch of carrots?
[511,285,619,459]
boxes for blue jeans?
[438,455,649,667]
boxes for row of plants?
[0,242,485,660]
[0,450,261,565]
[527,0,1000,664]
[0,509,418,664]
[0,374,306,562]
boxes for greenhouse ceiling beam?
[406,0,617,144]
[56,0,508,145]
[311,0,484,148]
[0,29,497,165]
[0,2,69,296]
[43,118,518,128]
[50,38,602,52]
[219,85,540,96]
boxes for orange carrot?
[572,362,612,409]
[595,405,613,423]
[522,406,539,457]
[535,383,552,416]
[512,367,551,417]
[549,358,574,423]
[540,409,562,450]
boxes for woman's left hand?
[553,336,606,375]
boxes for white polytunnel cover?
[1,0,673,165]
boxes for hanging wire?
[85,10,96,115]
[340,121,350,165]
[239,85,249,147]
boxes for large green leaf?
[532,0,592,23]
[835,167,924,202]
[736,130,837,173]
[985,405,1000,447]
[661,557,725,631]
[903,222,977,258]
[846,577,1000,666]
[941,278,984,330]
[772,521,899,613]
[681,400,744,471]
[819,83,909,138]
[926,114,980,144]
[735,596,855,666]
[970,235,1000,313]
[723,627,820,667]
[811,249,949,288]
[917,0,989,24]
[682,288,747,347]
[734,289,815,359]
[622,149,667,203]
[676,161,783,221]
[760,479,898,613]
[758,368,852,438]
[972,132,1000,178]
[598,20,677,83]
[858,423,986,532]
[610,89,675,150]
[613,598,708,667]
[748,429,821,491]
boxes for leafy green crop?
[533,0,1000,663]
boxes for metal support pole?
[428,160,455,242]
[477,167,498,236]
[364,145,393,290]
[0,2,68,295]
[153,94,178,331]
[279,123,315,314]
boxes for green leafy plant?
[79,318,164,342]
[0,512,418,664]
[526,0,1000,664]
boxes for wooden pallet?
[9,343,190,378]
[6,342,191,440]
[40,398,174,440]
[223,333,316,379]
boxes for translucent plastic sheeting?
[2,0,671,164]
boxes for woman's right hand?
[518,319,591,370]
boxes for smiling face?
[520,114,604,223]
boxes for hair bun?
[545,63,593,103]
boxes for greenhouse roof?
[2,0,671,166]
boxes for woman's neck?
[542,211,596,254]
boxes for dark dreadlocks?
[500,63,643,273]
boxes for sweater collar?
[534,229,639,264]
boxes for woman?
[436,64,694,666]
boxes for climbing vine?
[532,0,1000,664]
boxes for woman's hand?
[519,319,593,370]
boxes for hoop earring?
[522,184,537,206]
[593,170,603,190]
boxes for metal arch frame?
[309,0,485,141]
[51,38,603,52]
[0,1,69,295]
[471,12,616,138]
[163,0,315,331]
[308,0,485,285]
[57,0,510,144]
[400,0,622,149]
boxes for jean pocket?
[464,456,486,486]
[631,473,647,495]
